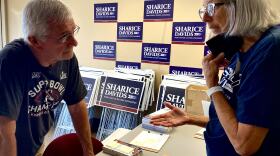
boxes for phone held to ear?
[206,33,243,61]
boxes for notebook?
[130,130,169,153]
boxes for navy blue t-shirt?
[0,39,87,156]
[204,25,280,156]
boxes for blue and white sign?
[93,41,116,60]
[169,66,203,76]
[117,22,143,42]
[144,0,174,21]
[141,43,171,64]
[116,61,141,69]
[204,46,210,56]
[157,86,185,110]
[94,3,118,22]
[172,22,206,45]
[82,77,96,106]
[98,77,145,114]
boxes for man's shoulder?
[0,39,32,71]
[0,38,30,60]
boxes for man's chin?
[62,51,74,60]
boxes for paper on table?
[102,128,141,156]
[102,128,131,145]
[130,130,169,153]
[194,128,205,140]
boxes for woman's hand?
[202,52,225,88]
[150,102,189,127]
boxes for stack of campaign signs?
[53,67,156,140]
[94,67,155,114]
[156,74,206,111]
[80,66,105,108]
[93,67,155,140]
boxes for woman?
[151,0,280,155]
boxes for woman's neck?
[240,35,261,52]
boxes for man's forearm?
[0,134,17,156]
[0,116,17,156]
[68,100,94,156]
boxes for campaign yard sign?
[169,66,203,77]
[117,22,143,42]
[116,61,141,69]
[172,22,206,45]
[141,43,171,64]
[157,86,185,110]
[93,41,116,60]
[144,0,174,21]
[94,3,118,22]
[81,77,96,107]
[98,76,145,114]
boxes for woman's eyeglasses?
[198,3,225,20]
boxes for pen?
[115,139,142,149]
[114,139,143,155]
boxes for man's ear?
[28,36,42,49]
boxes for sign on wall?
[117,22,143,42]
[144,0,174,21]
[93,41,116,60]
[172,22,206,45]
[141,43,171,64]
[94,3,118,22]
[116,61,141,69]
[169,66,203,76]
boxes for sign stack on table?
[95,68,155,140]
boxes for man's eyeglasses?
[198,3,225,20]
[57,25,80,43]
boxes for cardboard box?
[185,85,210,115]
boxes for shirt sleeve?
[0,56,24,120]
[63,54,87,105]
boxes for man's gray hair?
[224,0,279,37]
[22,0,73,41]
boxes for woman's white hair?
[224,0,279,37]
[22,0,73,41]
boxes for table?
[97,124,207,156]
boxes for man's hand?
[68,100,95,156]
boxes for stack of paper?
[102,128,142,156]
[142,108,172,133]
[103,140,142,156]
